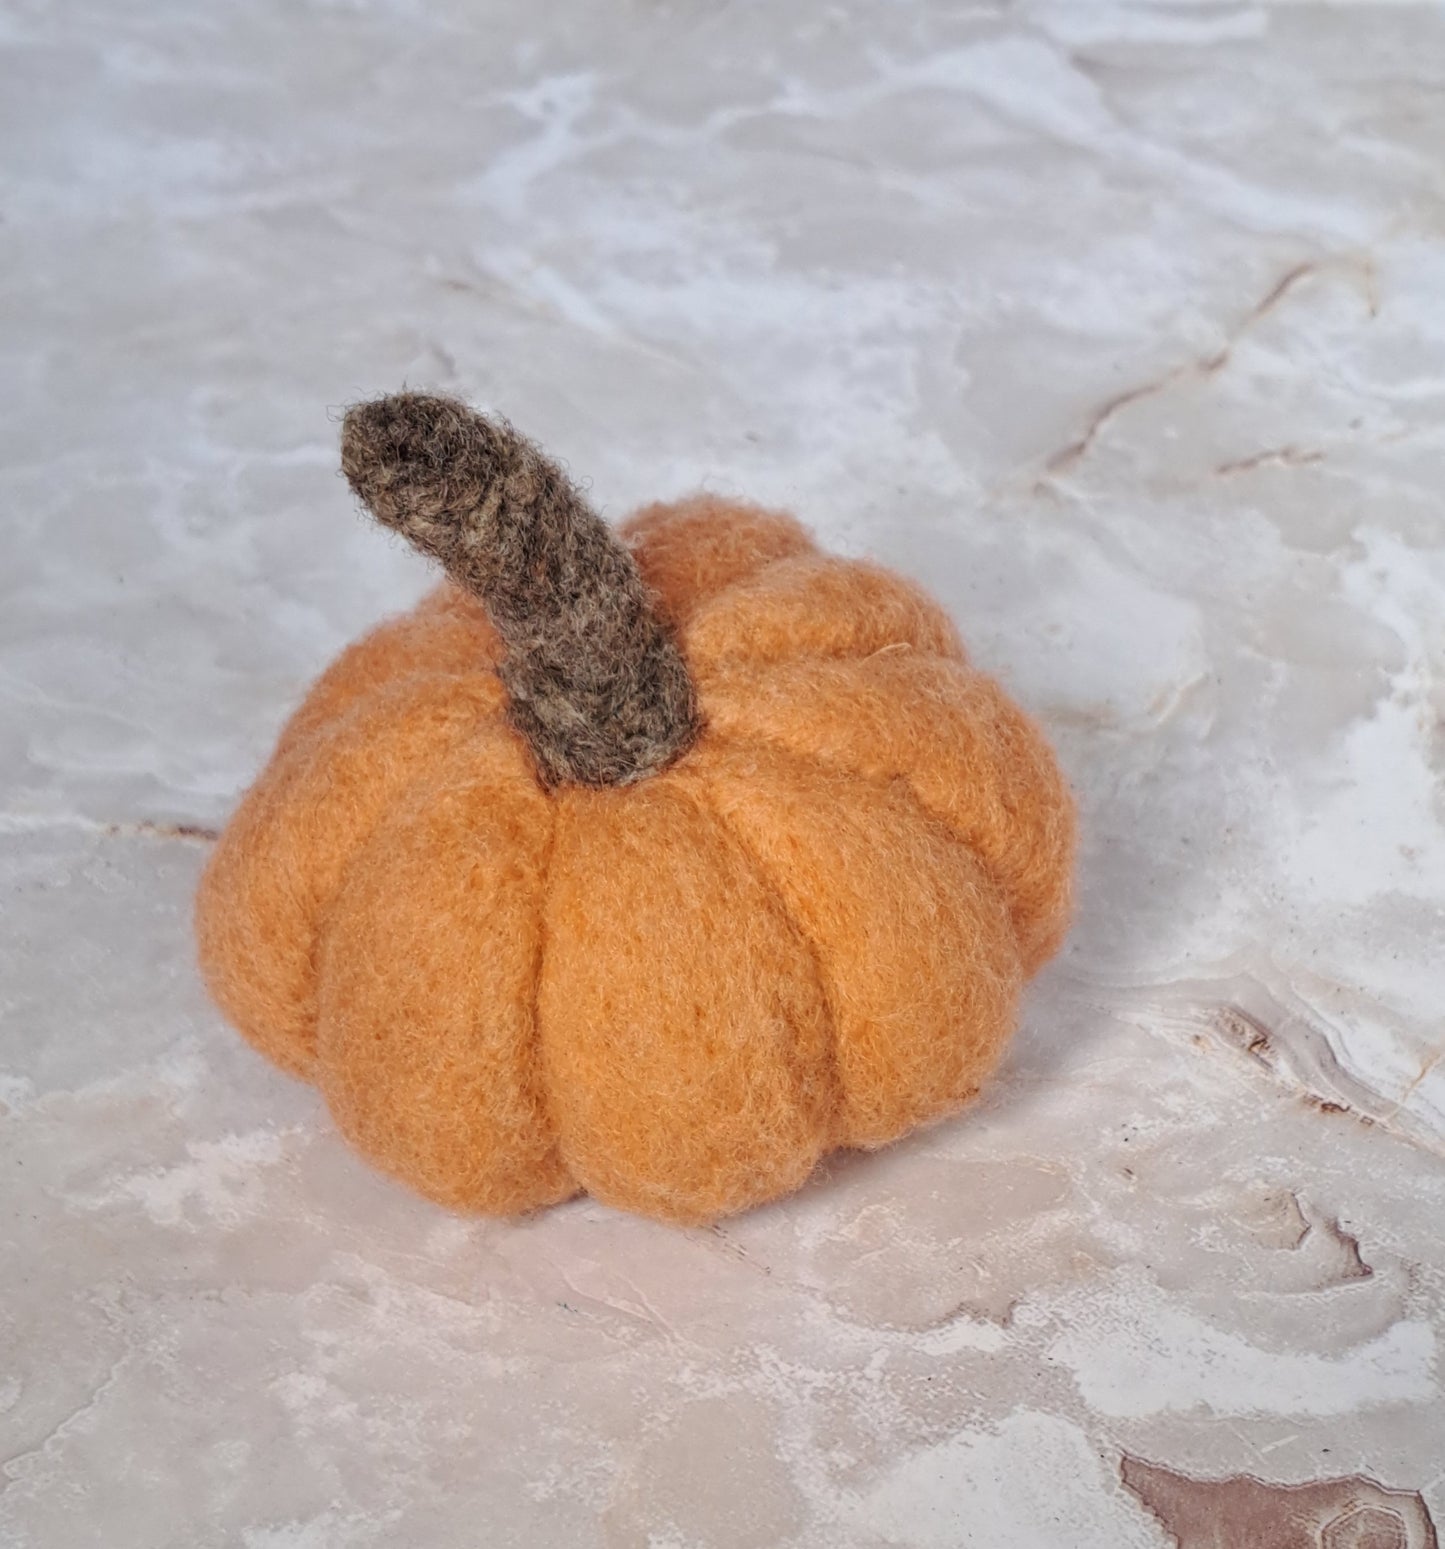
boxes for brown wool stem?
[340,391,700,788]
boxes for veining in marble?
[2,1,1444,1544]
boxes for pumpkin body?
[197,496,1074,1225]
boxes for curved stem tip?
[341,391,699,788]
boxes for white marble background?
[2,1,1444,1544]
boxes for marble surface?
[3,1,1445,1543]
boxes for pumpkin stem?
[340,391,700,788]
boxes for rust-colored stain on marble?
[1121,1456,1439,1549]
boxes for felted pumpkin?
[196,393,1075,1225]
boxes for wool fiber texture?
[196,393,1075,1225]
[341,392,699,787]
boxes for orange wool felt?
[196,395,1075,1226]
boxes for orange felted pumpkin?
[196,393,1074,1225]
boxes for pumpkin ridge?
[688,737,1024,1147]
[622,497,817,626]
[535,781,833,1221]
[312,742,573,1211]
[284,696,561,1025]
[195,673,510,1079]
[703,713,1038,969]
[688,645,966,699]
[682,552,964,674]
[272,585,504,759]
[309,710,537,1053]
[265,662,509,810]
[698,654,1073,971]
[681,773,847,1148]
[320,663,505,731]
